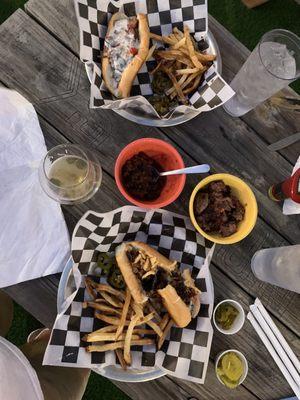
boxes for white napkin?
[283,156,300,215]
[0,89,70,288]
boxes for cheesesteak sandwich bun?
[102,13,150,98]
[115,241,201,328]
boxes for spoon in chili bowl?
[152,164,210,182]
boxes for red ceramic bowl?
[115,138,186,209]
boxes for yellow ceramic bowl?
[189,174,258,245]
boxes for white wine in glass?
[39,144,102,204]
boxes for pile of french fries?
[83,277,173,369]
[149,25,216,104]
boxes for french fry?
[83,332,139,342]
[146,320,163,337]
[124,315,141,365]
[146,44,157,61]
[173,73,189,99]
[94,313,130,326]
[189,33,198,49]
[115,349,127,370]
[171,46,211,66]
[85,278,97,300]
[162,34,177,45]
[175,59,181,70]
[161,65,187,104]
[146,302,162,322]
[181,71,202,87]
[175,56,193,66]
[96,284,126,301]
[89,325,117,334]
[158,319,173,350]
[172,37,186,49]
[183,73,203,95]
[87,338,154,353]
[176,67,201,75]
[166,72,200,95]
[100,292,123,308]
[85,277,98,288]
[168,33,178,42]
[149,32,173,45]
[132,302,144,318]
[132,328,156,335]
[184,26,203,69]
[169,71,202,99]
[173,27,184,38]
[196,52,216,62]
[150,60,162,75]
[159,314,170,330]
[87,342,125,352]
[136,312,155,325]
[156,50,184,59]
[84,301,122,316]
[115,288,131,340]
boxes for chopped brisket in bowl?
[194,180,245,237]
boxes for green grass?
[6,302,129,400]
[6,302,43,346]
[1,1,300,399]
[0,0,25,24]
[208,0,300,93]
[83,372,129,400]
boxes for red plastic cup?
[115,138,186,209]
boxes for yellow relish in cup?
[216,351,244,389]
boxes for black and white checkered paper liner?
[74,0,234,119]
[44,206,215,383]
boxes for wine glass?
[39,144,102,204]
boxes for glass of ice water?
[251,245,300,294]
[223,29,300,117]
[39,144,102,204]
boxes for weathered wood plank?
[25,0,300,166]
[26,0,79,55]
[0,10,299,339]
[113,373,258,400]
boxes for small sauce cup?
[215,349,248,388]
[213,299,245,335]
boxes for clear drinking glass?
[251,245,300,294]
[39,144,102,204]
[223,29,300,117]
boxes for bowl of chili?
[115,138,185,209]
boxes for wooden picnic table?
[0,1,299,399]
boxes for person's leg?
[21,329,90,400]
[0,291,13,337]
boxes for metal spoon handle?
[160,164,210,176]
